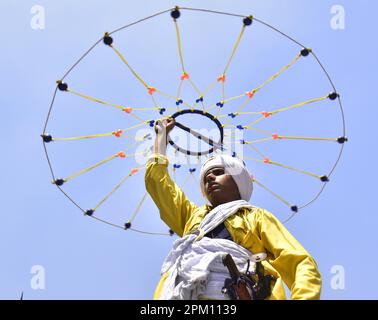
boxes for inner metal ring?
[167,109,224,156]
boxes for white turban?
[199,154,253,202]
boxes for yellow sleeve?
[257,209,322,300]
[144,154,198,237]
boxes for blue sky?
[0,0,376,299]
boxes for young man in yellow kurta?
[145,118,322,300]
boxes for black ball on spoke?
[103,33,113,46]
[328,92,339,100]
[57,81,68,91]
[301,48,311,57]
[54,179,65,186]
[171,8,180,19]
[320,175,329,182]
[337,136,348,144]
[41,134,52,143]
[243,16,253,26]
[85,209,94,216]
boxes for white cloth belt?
[159,200,267,300]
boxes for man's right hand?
[155,117,176,137]
[153,117,176,155]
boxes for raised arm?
[145,118,198,237]
[152,118,175,156]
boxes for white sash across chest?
[159,200,266,300]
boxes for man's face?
[204,166,241,207]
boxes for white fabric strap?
[159,200,266,300]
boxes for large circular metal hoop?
[41,6,347,230]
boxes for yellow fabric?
[145,154,322,300]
